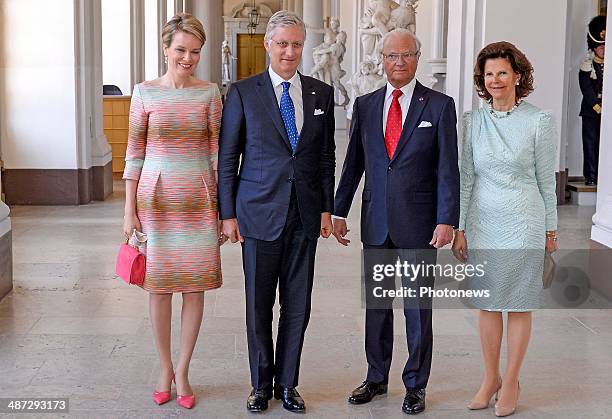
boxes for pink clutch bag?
[115,243,145,287]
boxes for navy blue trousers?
[241,189,317,390]
[363,236,435,390]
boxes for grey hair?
[381,28,422,53]
[264,10,306,42]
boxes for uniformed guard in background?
[579,15,606,186]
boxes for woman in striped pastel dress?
[122,13,224,409]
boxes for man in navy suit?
[218,10,335,414]
[333,28,459,415]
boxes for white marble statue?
[347,59,386,118]
[348,0,419,118]
[310,16,341,42]
[389,0,417,33]
[310,16,341,83]
[310,18,349,107]
[330,31,350,107]
[221,40,234,85]
[311,31,335,84]
[359,0,398,61]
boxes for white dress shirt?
[268,66,304,135]
[382,78,417,136]
[334,78,417,221]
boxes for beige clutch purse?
[542,251,556,289]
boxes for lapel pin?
[311,91,315,95]
[419,97,424,101]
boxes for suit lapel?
[369,87,389,161]
[391,81,429,163]
[298,73,316,149]
[256,71,293,152]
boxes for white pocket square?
[314,109,324,115]
[418,121,432,128]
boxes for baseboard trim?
[556,169,569,205]
[2,162,113,205]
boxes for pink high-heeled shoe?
[176,393,196,409]
[152,374,175,405]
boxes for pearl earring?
[164,56,168,64]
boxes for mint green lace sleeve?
[458,111,475,231]
[534,111,558,231]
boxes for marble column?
[0,200,12,301]
[187,0,223,86]
[158,0,167,76]
[425,0,448,91]
[89,0,113,199]
[173,0,184,14]
[591,12,612,248]
[351,0,366,75]
[445,0,484,121]
[76,0,113,200]
[294,0,303,18]
[302,0,323,74]
[131,0,146,87]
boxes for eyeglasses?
[269,40,304,49]
[382,51,420,62]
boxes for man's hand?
[222,218,244,243]
[451,230,468,262]
[332,218,351,246]
[218,220,229,245]
[429,224,454,249]
[320,212,333,238]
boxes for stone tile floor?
[1,133,611,418]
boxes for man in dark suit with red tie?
[332,28,459,415]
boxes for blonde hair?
[162,13,206,48]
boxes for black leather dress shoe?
[247,388,272,412]
[348,381,388,404]
[585,179,597,186]
[274,386,305,413]
[402,388,426,415]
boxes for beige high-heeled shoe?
[494,381,520,417]
[467,378,502,410]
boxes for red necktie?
[385,89,403,158]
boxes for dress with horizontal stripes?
[123,80,222,293]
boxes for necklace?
[488,99,522,118]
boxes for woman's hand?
[545,232,558,253]
[123,213,142,238]
[218,220,229,245]
[451,230,468,263]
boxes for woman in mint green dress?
[452,42,558,417]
